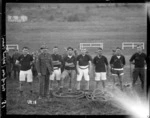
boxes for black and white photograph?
[4,2,149,117]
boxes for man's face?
[81,49,86,55]
[53,48,58,54]
[113,51,116,56]
[116,49,121,55]
[14,50,18,54]
[42,48,48,53]
[137,46,142,53]
[97,49,102,56]
[23,48,29,55]
[68,49,73,55]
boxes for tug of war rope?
[52,89,113,102]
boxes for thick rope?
[52,88,113,101]
[85,89,113,102]
[52,90,85,99]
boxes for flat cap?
[116,47,121,50]
[40,45,48,49]
[67,47,73,50]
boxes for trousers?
[39,74,50,97]
[132,68,145,89]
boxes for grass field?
[6,3,147,115]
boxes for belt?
[79,66,89,69]
[113,68,123,70]
[134,68,145,69]
[53,67,60,70]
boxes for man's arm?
[144,53,147,69]
[49,56,53,73]
[92,57,96,73]
[110,56,114,68]
[74,56,77,67]
[59,55,63,68]
[30,55,34,67]
[144,53,147,64]
[65,57,76,67]
[92,57,95,68]
[129,53,135,64]
[15,55,20,65]
[62,56,66,69]
[105,57,109,75]
[88,60,92,75]
[122,55,126,67]
[76,61,79,74]
[36,55,41,75]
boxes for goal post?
[122,42,144,50]
[80,43,103,50]
[6,44,19,51]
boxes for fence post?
[122,43,124,49]
[132,43,134,49]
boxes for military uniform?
[37,47,53,98]
[31,53,38,78]
[6,52,12,79]
[12,51,21,79]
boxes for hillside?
[6,3,147,55]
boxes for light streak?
[105,86,149,118]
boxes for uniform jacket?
[130,52,147,68]
[110,55,125,69]
[6,54,12,73]
[37,53,53,75]
[12,52,21,65]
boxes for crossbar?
[122,42,144,49]
[6,44,19,51]
[80,43,103,50]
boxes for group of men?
[6,44,147,100]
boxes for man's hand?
[38,73,41,76]
[50,71,53,75]
[15,60,19,65]
[145,65,147,70]
[65,62,72,66]
[65,62,75,67]
[30,61,34,66]
[53,61,61,65]
[121,64,124,68]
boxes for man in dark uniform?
[110,47,126,91]
[12,49,21,79]
[76,48,92,92]
[93,48,109,90]
[110,49,118,86]
[129,45,147,90]
[60,47,77,92]
[6,51,12,79]
[16,47,34,96]
[37,45,53,99]
[49,46,63,91]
